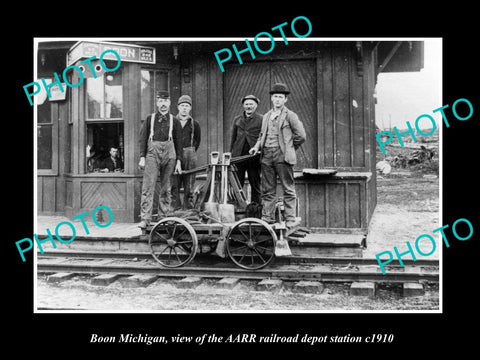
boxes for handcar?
[144,152,307,270]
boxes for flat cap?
[178,94,192,106]
[241,94,260,104]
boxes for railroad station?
[37,39,423,229]
[34,38,439,309]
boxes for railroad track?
[37,250,439,283]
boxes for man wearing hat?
[249,83,306,228]
[171,95,201,210]
[229,94,263,204]
[138,90,183,228]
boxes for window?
[140,69,169,120]
[37,82,52,170]
[87,70,123,120]
[85,70,124,173]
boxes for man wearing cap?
[171,95,201,210]
[249,83,306,228]
[138,91,183,228]
[229,94,263,204]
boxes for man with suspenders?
[171,95,201,210]
[138,91,182,228]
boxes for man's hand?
[138,157,145,170]
[174,160,182,174]
[249,146,259,155]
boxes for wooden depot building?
[36,39,423,234]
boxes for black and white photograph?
[32,37,441,312]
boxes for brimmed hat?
[178,94,192,106]
[241,94,260,104]
[269,83,290,95]
[156,90,170,99]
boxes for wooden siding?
[37,176,56,214]
[64,175,138,222]
[190,56,223,168]
[366,46,378,220]
[319,46,367,170]
[295,177,369,232]
[223,59,317,170]
[80,181,127,209]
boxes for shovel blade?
[215,238,226,258]
[275,238,292,257]
[219,204,235,223]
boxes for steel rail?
[37,250,440,267]
[37,256,439,283]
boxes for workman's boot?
[138,220,149,229]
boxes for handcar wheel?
[226,217,277,270]
[149,217,198,268]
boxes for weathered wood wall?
[184,42,375,173]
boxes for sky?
[375,39,442,130]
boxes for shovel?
[274,201,292,257]
[275,228,292,257]
[219,152,235,224]
[203,151,219,221]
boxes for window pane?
[155,71,168,92]
[140,70,168,121]
[87,70,123,119]
[141,70,154,121]
[105,70,122,118]
[37,96,52,169]
[87,76,104,119]
[86,122,124,173]
[38,124,52,169]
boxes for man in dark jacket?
[229,94,262,204]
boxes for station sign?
[67,41,156,66]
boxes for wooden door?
[223,59,317,170]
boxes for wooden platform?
[36,215,365,258]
